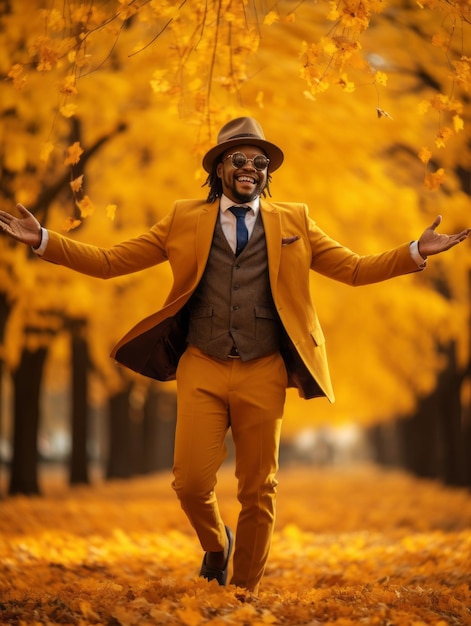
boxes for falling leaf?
[256,90,264,108]
[424,167,446,190]
[70,175,84,192]
[76,195,94,217]
[418,146,432,164]
[434,126,453,148]
[418,100,431,115]
[376,107,393,120]
[63,216,82,231]
[60,103,78,118]
[8,63,27,89]
[453,114,464,132]
[40,142,54,164]
[337,74,355,92]
[106,204,117,220]
[60,75,78,96]
[64,141,84,166]
[374,71,388,86]
[263,11,279,25]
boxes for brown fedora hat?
[202,117,284,173]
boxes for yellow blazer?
[42,199,421,402]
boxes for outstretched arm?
[418,215,470,259]
[0,204,42,248]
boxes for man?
[0,117,469,593]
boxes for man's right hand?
[0,204,42,248]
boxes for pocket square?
[282,235,300,246]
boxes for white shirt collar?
[220,194,260,214]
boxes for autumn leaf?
[418,146,432,164]
[376,107,393,120]
[374,71,388,86]
[60,103,78,118]
[435,126,453,148]
[8,63,27,89]
[70,175,84,193]
[424,167,446,190]
[76,195,94,217]
[418,99,431,115]
[106,204,117,220]
[337,74,355,92]
[60,75,78,96]
[63,216,82,231]
[326,1,340,21]
[64,141,84,166]
[453,114,464,133]
[40,142,55,164]
[263,11,279,25]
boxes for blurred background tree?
[0,0,469,495]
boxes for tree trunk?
[106,382,134,479]
[9,346,48,495]
[142,384,176,473]
[69,318,90,485]
[437,343,467,486]
[0,291,10,496]
[395,341,467,486]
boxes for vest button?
[233,284,239,290]
[232,305,239,311]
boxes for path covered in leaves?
[1,464,470,625]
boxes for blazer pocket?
[282,235,300,246]
[188,305,213,342]
[254,305,277,320]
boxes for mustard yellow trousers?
[172,345,288,592]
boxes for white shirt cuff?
[32,227,49,256]
[410,240,427,268]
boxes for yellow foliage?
[1,0,470,428]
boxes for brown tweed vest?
[186,212,281,360]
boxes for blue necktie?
[229,206,249,256]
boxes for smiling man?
[0,117,469,593]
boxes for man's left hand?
[418,215,470,259]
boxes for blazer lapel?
[260,200,282,293]
[195,202,219,281]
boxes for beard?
[226,179,265,203]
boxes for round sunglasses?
[223,152,270,171]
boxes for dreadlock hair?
[203,159,273,204]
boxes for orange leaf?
[63,216,81,232]
[76,195,94,218]
[64,141,83,166]
[418,146,432,164]
[424,167,446,190]
[70,175,84,193]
